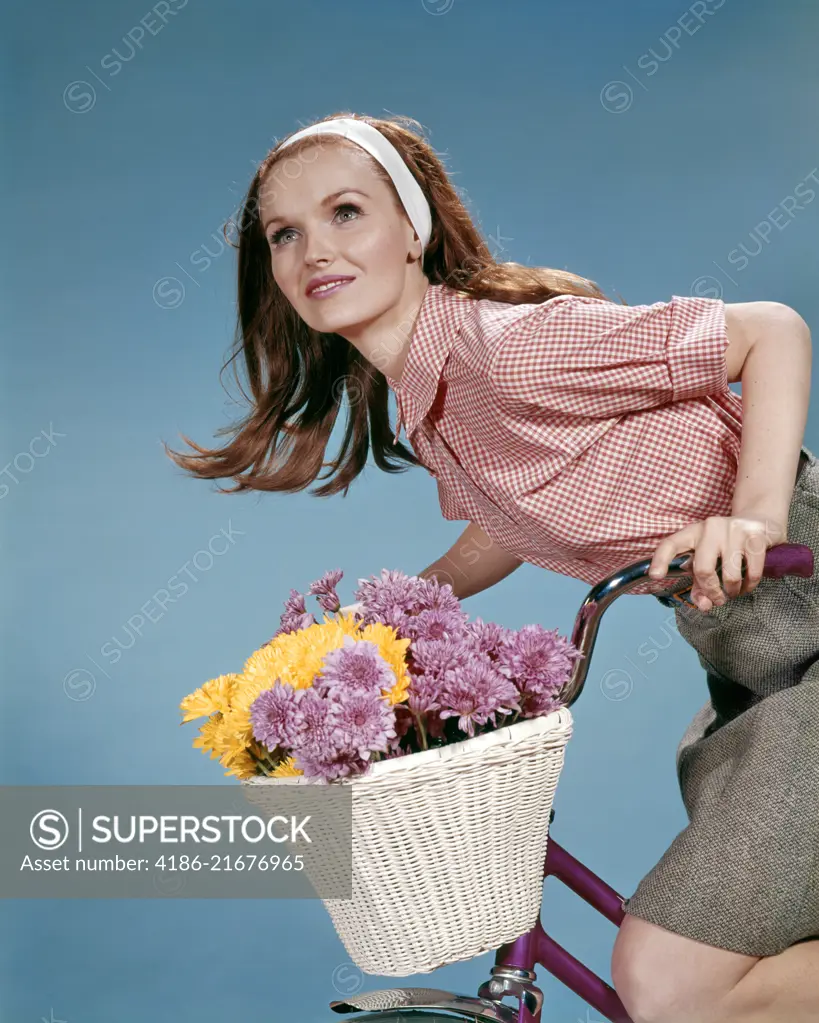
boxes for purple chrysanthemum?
[405,673,442,716]
[403,605,470,642]
[284,671,398,783]
[518,687,564,720]
[496,624,582,696]
[316,636,396,697]
[296,748,369,783]
[437,654,521,737]
[283,588,307,615]
[414,576,465,615]
[464,617,512,660]
[307,568,344,614]
[409,635,479,681]
[328,687,397,760]
[268,589,317,640]
[254,567,582,775]
[353,569,428,619]
[271,611,316,639]
[290,687,337,762]
[249,681,304,750]
[351,571,469,644]
[365,602,414,638]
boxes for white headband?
[275,118,433,252]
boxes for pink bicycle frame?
[487,836,632,1022]
[481,541,815,1023]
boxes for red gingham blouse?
[385,282,743,597]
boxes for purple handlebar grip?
[763,542,814,579]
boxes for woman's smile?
[307,278,356,299]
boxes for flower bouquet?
[180,569,580,975]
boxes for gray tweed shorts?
[622,445,819,956]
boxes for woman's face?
[258,142,423,343]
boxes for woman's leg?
[716,938,819,1022]
[611,913,759,1023]
[612,916,819,1023]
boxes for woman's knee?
[612,915,674,1022]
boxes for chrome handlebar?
[557,542,815,708]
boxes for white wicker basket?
[242,706,573,976]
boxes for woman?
[164,112,818,1022]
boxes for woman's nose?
[303,230,336,266]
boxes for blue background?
[3,0,818,1019]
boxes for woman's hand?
[647,514,787,611]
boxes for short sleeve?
[489,293,730,418]
[435,477,471,522]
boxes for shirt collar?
[386,282,471,445]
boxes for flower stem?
[412,710,429,751]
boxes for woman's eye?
[334,202,361,223]
[269,203,361,248]
[270,228,296,246]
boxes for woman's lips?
[307,279,355,300]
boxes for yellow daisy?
[336,609,366,637]
[244,618,355,691]
[269,756,304,778]
[358,622,412,704]
[192,714,235,760]
[221,672,283,750]
[220,746,258,780]
[179,673,241,722]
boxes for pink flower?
[297,749,367,783]
[518,688,564,719]
[437,654,521,737]
[268,588,317,641]
[464,617,511,660]
[317,636,395,697]
[250,681,303,750]
[328,688,397,760]
[410,636,476,681]
[307,568,344,613]
[406,674,441,716]
[403,606,469,642]
[290,688,336,764]
[287,671,398,783]
[496,624,582,695]
[353,569,427,620]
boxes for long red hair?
[163,111,623,497]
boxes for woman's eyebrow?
[262,188,370,231]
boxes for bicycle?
[326,542,815,1023]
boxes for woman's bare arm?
[418,521,523,600]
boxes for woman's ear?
[407,234,423,263]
